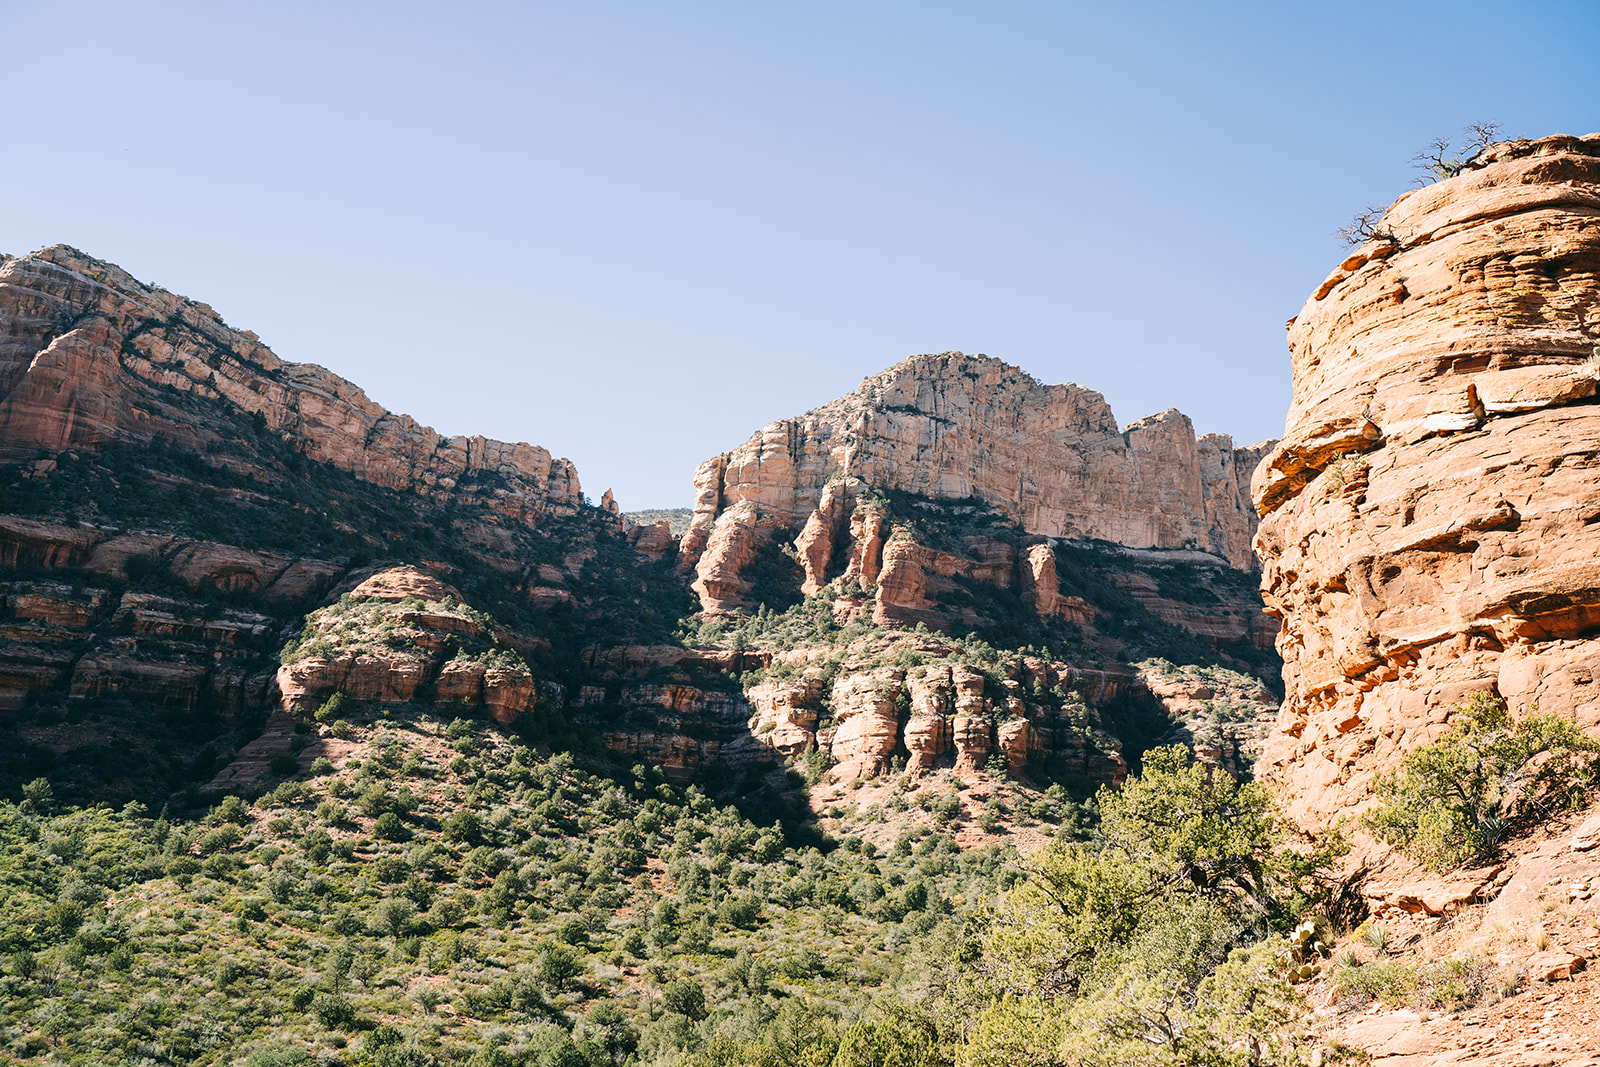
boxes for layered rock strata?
[685,352,1272,609]
[0,514,334,717]
[0,245,583,522]
[1251,133,1600,827]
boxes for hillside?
[0,242,1310,1064]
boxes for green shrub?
[240,1047,314,1067]
[1363,692,1600,870]
[311,992,358,1029]
[442,810,483,845]
[374,812,408,841]
[1334,957,1488,1011]
[212,794,250,824]
[661,978,708,1021]
[314,692,350,723]
[536,944,583,991]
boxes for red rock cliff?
[0,245,583,522]
[1251,133,1600,828]
[683,352,1273,616]
[690,353,1271,570]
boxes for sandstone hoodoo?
[1251,133,1600,829]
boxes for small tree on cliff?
[1412,121,1503,183]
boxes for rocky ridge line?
[0,245,584,524]
[684,351,1272,583]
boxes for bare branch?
[1335,205,1398,248]
[1412,121,1504,184]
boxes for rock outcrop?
[1251,133,1600,828]
[276,566,560,726]
[0,245,584,523]
[0,515,334,717]
[742,645,1129,785]
[685,353,1272,595]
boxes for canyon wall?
[0,247,1267,799]
[0,245,583,523]
[1251,133,1600,827]
[687,352,1271,569]
[683,352,1274,617]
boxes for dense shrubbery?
[1362,692,1600,870]
[0,709,1011,1065]
[933,745,1340,1066]
[0,709,1342,1066]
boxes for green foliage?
[1362,692,1600,870]
[661,978,709,1020]
[1322,452,1370,500]
[315,691,350,723]
[19,778,53,814]
[741,527,806,614]
[1333,955,1490,1012]
[947,747,1335,1065]
[0,712,1050,1065]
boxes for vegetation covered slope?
[0,695,1341,1067]
[0,249,1315,1066]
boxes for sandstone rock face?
[348,566,461,603]
[739,649,1129,785]
[1251,133,1600,828]
[689,502,768,615]
[0,515,346,603]
[0,246,584,522]
[1,581,277,720]
[626,519,676,563]
[687,352,1272,576]
[1019,543,1094,625]
[0,517,329,719]
[1137,662,1280,779]
[827,669,905,779]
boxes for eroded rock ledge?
[1250,132,1600,828]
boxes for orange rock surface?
[1251,133,1600,829]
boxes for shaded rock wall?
[0,515,340,719]
[1251,133,1600,827]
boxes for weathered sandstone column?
[1251,133,1600,828]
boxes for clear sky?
[4,2,1597,509]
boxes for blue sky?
[4,2,1597,508]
